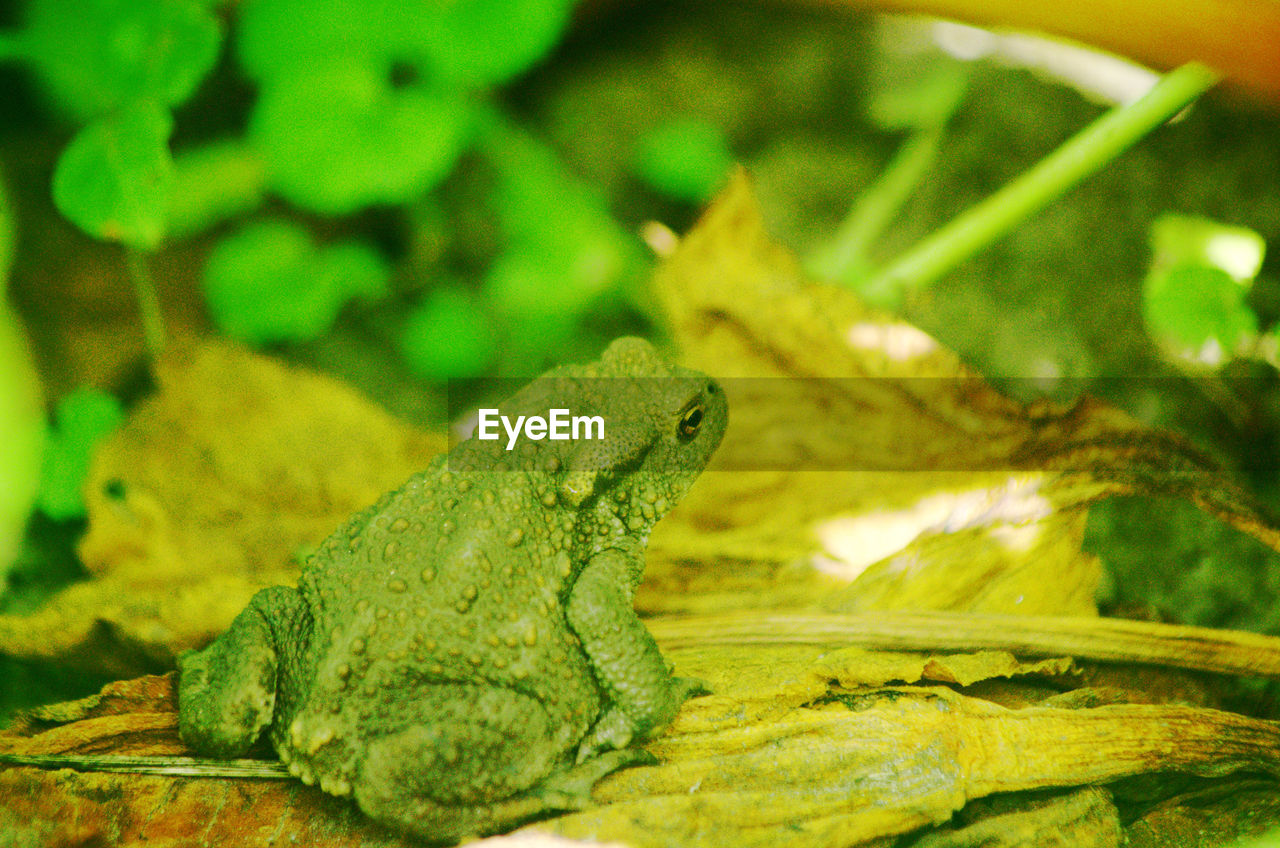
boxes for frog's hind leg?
[353,685,635,841]
[178,585,305,758]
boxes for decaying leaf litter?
[4,174,1280,846]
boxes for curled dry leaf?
[644,171,1280,620]
[811,645,1078,688]
[1124,779,1280,847]
[6,620,1280,848]
[907,786,1123,848]
[0,675,416,848]
[531,641,1280,847]
[0,339,444,674]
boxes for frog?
[177,337,727,841]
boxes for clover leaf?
[51,101,175,250]
[417,0,578,86]
[398,284,496,380]
[633,117,735,204]
[203,219,389,344]
[37,389,123,521]
[16,0,221,122]
[250,63,473,215]
[1142,215,1266,363]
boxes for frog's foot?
[537,746,657,807]
[673,676,713,701]
[178,586,302,758]
[574,707,636,763]
[575,678,710,763]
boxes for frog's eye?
[677,404,704,441]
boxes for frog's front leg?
[178,585,304,758]
[565,548,706,761]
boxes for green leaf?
[236,0,406,83]
[866,53,969,132]
[52,101,175,250]
[1143,263,1257,356]
[203,219,389,344]
[37,389,123,521]
[633,117,734,204]
[1142,214,1266,365]
[168,139,267,239]
[417,0,578,86]
[1150,213,1266,282]
[398,284,495,380]
[480,115,648,320]
[19,0,221,122]
[236,0,574,88]
[250,63,473,215]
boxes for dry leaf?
[644,172,1280,622]
[1124,779,1280,847]
[7,622,1280,848]
[532,656,1280,847]
[908,787,1122,848]
[0,675,416,848]
[0,339,444,673]
[812,646,1078,688]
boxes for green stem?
[806,125,944,283]
[125,249,166,357]
[862,62,1220,305]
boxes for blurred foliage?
[1145,263,1256,354]
[0,168,11,281]
[478,113,649,370]
[1141,213,1266,361]
[1,0,684,378]
[36,389,123,521]
[633,118,735,203]
[248,65,473,215]
[203,220,390,345]
[167,140,265,239]
[51,101,175,250]
[1089,494,1280,634]
[0,170,47,584]
[397,283,495,381]
[14,0,222,123]
[864,48,969,132]
[803,42,966,297]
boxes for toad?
[177,337,727,839]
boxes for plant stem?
[125,249,166,357]
[862,62,1220,304]
[807,125,944,285]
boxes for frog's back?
[295,457,599,731]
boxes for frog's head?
[558,338,727,529]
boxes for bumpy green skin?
[178,338,727,839]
